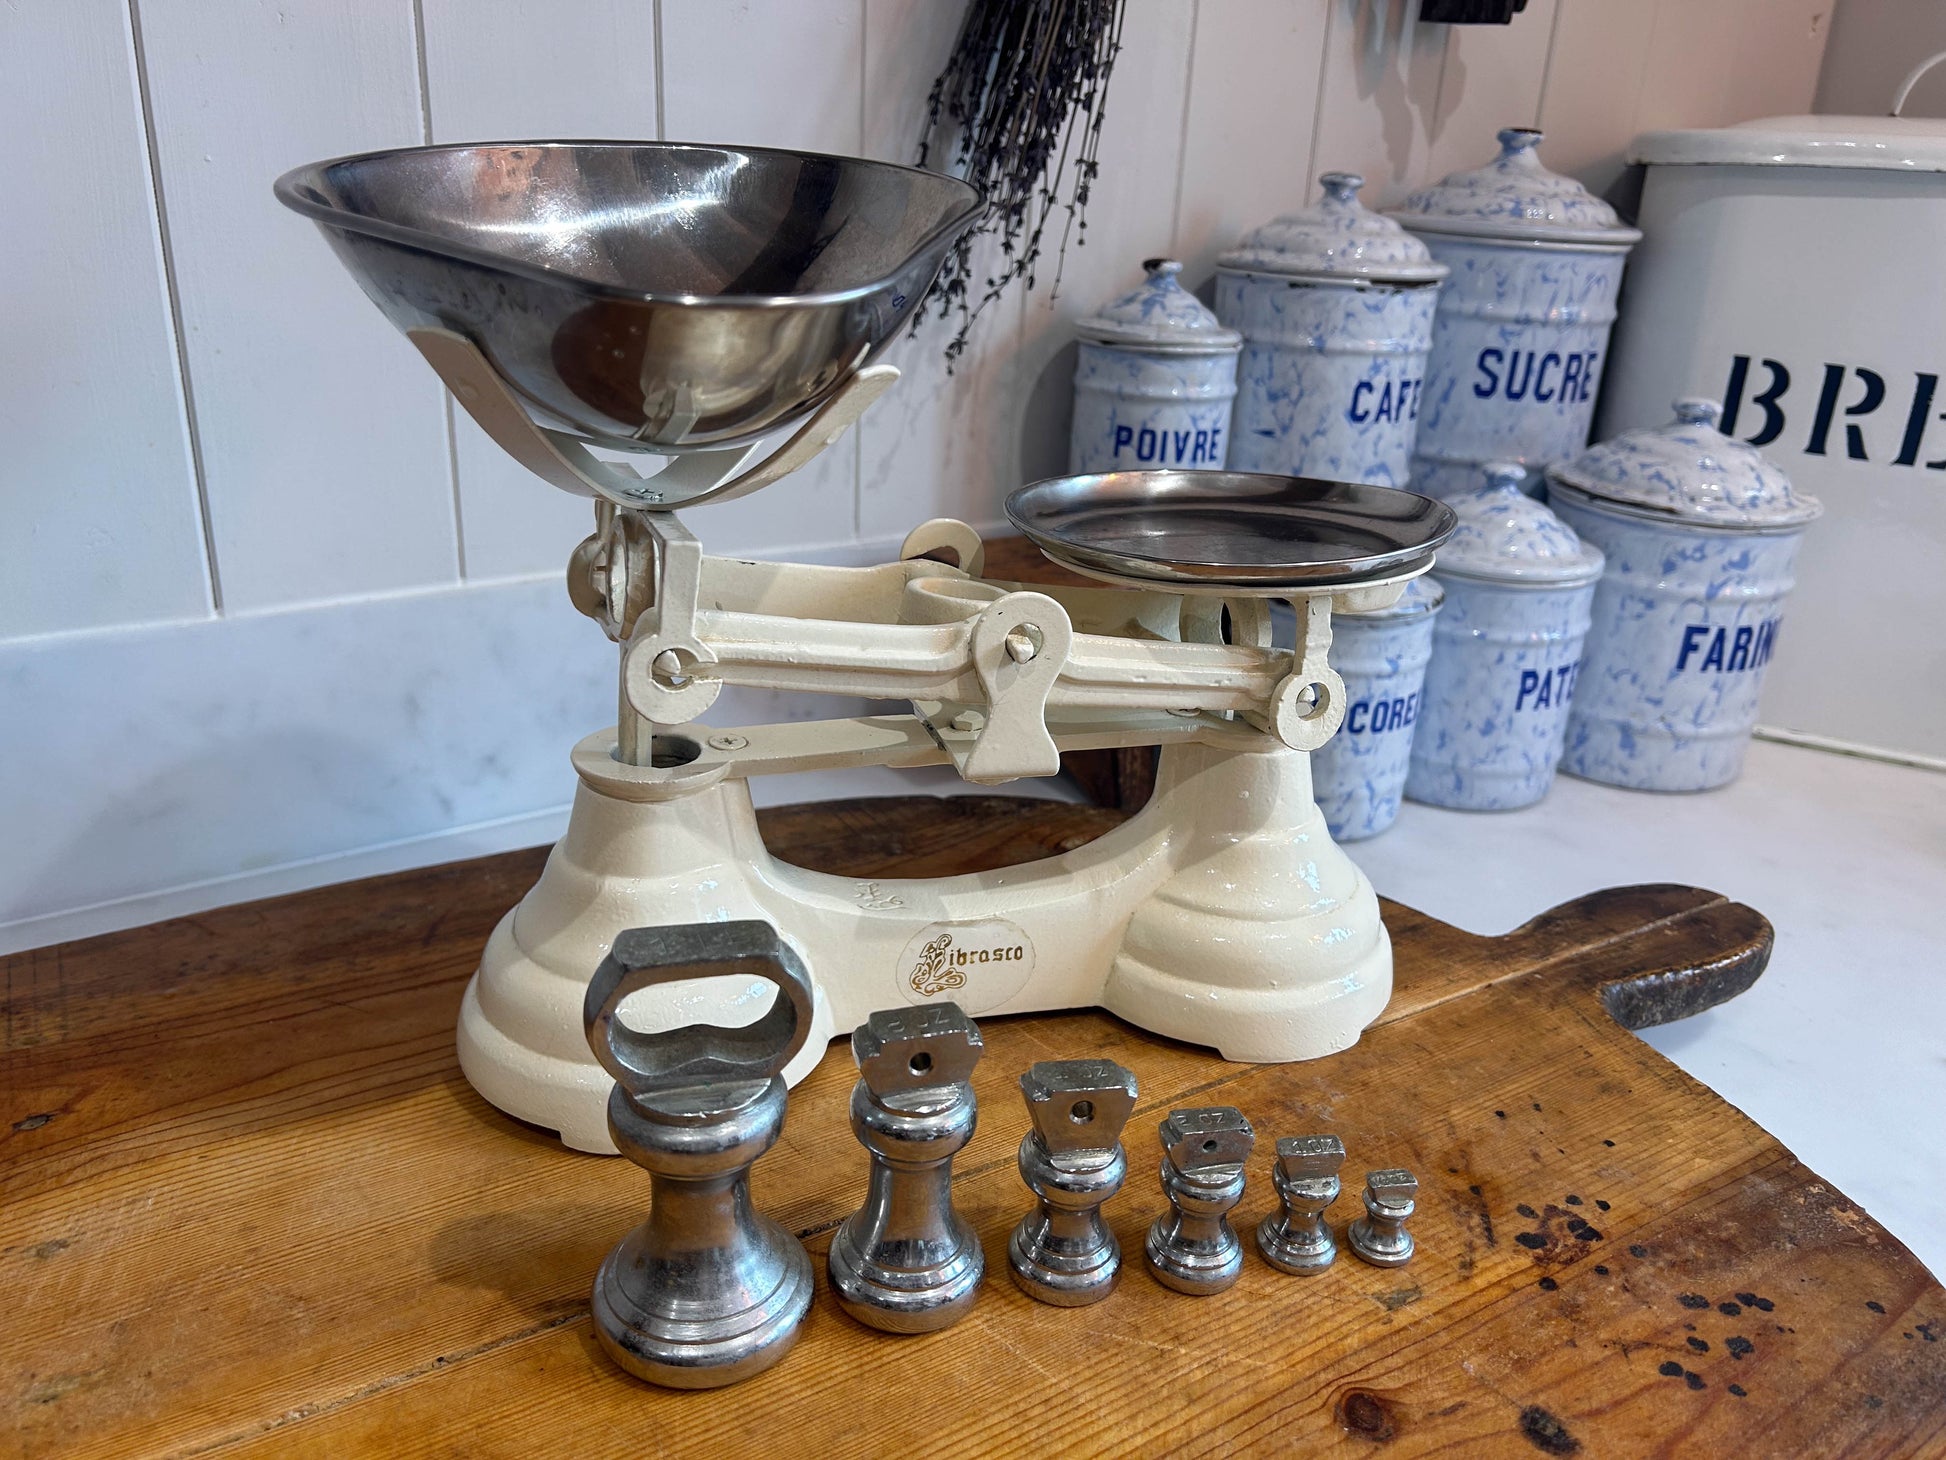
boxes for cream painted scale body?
[277,140,1451,1153]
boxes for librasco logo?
[897,921,1035,1010]
[907,934,967,997]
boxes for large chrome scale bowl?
[275,141,984,454]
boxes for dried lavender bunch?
[917,0,1126,364]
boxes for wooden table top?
[4,795,1942,1458]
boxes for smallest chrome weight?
[583,922,816,1389]
[1348,1168,1420,1268]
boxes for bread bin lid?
[1389,127,1642,247]
[1218,171,1448,285]
[1433,462,1605,586]
[1630,115,1946,172]
[1076,259,1241,352]
[1547,398,1822,530]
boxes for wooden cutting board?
[3,796,1941,1458]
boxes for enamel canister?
[1311,576,1444,840]
[1391,128,1641,498]
[1547,398,1821,791]
[1217,172,1447,486]
[1070,259,1240,474]
[1406,463,1603,811]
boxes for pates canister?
[1391,129,1641,499]
[1217,172,1447,487]
[1406,463,1603,811]
[1310,576,1443,841]
[1070,259,1240,474]
[1547,398,1822,792]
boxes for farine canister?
[1391,129,1641,498]
[1310,576,1444,840]
[1217,172,1446,486]
[1547,398,1822,791]
[1406,463,1603,811]
[1069,259,1240,474]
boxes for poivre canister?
[1391,129,1640,498]
[1070,259,1240,474]
[1406,463,1603,811]
[1310,577,1443,840]
[1547,398,1821,791]
[1218,172,1446,486]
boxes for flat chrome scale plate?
[1005,471,1457,592]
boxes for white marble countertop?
[1344,738,1946,1282]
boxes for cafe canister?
[1311,576,1444,841]
[1406,463,1604,811]
[1217,172,1447,486]
[1069,259,1240,474]
[1391,128,1641,498]
[1547,398,1822,792]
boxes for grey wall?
[1817,0,1946,116]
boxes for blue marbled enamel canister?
[1390,129,1641,499]
[1547,399,1822,792]
[1217,172,1447,487]
[1311,576,1444,840]
[1070,259,1240,473]
[1406,463,1604,811]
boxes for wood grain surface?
[3,797,1941,1458]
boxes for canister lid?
[1546,399,1823,530]
[1342,573,1446,621]
[1630,115,1946,173]
[1389,128,1642,247]
[1216,172,1449,284]
[1076,259,1242,352]
[1432,463,1605,586]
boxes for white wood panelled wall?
[0,0,1832,946]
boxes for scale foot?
[1102,744,1392,1061]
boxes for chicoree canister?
[1391,128,1641,498]
[1547,398,1822,792]
[1216,171,1447,486]
[1406,462,1604,812]
[1069,258,1240,473]
[1310,576,1444,841]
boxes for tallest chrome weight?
[583,921,817,1389]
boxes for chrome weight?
[1009,1059,1140,1306]
[828,1004,987,1333]
[1256,1134,1346,1275]
[583,921,816,1389]
[1348,1168,1419,1268]
[1145,1107,1255,1295]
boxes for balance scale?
[278,141,1456,1153]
